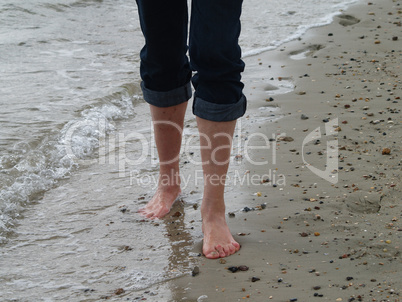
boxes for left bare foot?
[202,211,240,259]
[138,185,181,219]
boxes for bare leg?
[139,102,187,219]
[196,117,241,259]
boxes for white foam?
[0,92,138,242]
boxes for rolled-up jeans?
[136,0,246,122]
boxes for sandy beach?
[1,0,400,301]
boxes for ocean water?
[0,0,358,299]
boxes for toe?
[204,250,220,259]
[226,244,236,255]
[233,241,241,251]
[215,245,226,258]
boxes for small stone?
[243,207,252,212]
[228,266,239,273]
[314,232,320,236]
[228,212,235,218]
[301,114,309,120]
[374,40,381,44]
[251,277,260,282]
[192,266,200,277]
[238,265,249,271]
[114,288,125,295]
[219,259,226,264]
[346,276,354,281]
[392,36,398,41]
[278,136,294,142]
[382,148,391,155]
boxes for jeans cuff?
[193,94,247,122]
[141,81,192,107]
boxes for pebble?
[382,148,391,155]
[251,277,260,282]
[227,265,249,273]
[301,114,309,120]
[228,266,239,273]
[114,288,125,295]
[192,266,200,277]
[243,207,253,212]
[278,136,294,142]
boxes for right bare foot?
[201,207,241,259]
[138,186,181,219]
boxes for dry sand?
[155,0,401,301]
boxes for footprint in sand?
[289,44,325,60]
[344,192,383,214]
[336,14,360,26]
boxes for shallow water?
[0,0,359,299]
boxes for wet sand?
[1,0,400,301]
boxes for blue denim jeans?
[136,0,246,122]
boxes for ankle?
[157,183,181,194]
[201,204,226,222]
[158,169,181,188]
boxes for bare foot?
[138,186,181,219]
[202,212,240,259]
